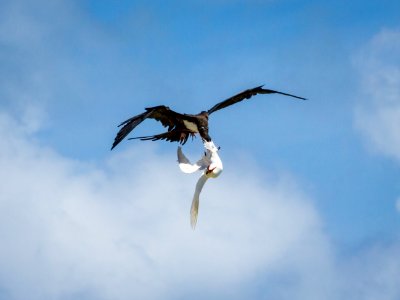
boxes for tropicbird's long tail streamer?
[177,141,223,229]
[191,174,208,229]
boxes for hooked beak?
[206,166,216,174]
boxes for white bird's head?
[205,162,223,178]
[204,141,223,178]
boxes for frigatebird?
[111,85,305,150]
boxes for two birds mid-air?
[111,85,306,228]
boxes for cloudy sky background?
[1,0,400,299]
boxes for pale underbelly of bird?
[182,120,199,133]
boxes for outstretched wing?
[128,127,195,145]
[207,85,306,115]
[111,105,184,149]
[177,146,210,173]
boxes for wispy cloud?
[354,28,400,162]
[353,28,400,214]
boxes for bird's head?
[205,163,223,178]
[199,111,209,119]
[204,144,223,178]
[204,140,219,153]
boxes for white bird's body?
[177,141,223,228]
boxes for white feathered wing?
[177,146,209,173]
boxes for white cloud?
[0,109,336,299]
[1,105,400,300]
[353,28,400,214]
[354,29,400,161]
[351,30,400,298]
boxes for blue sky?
[1,0,400,299]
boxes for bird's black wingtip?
[110,141,120,150]
[257,84,306,100]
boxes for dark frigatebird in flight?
[111,85,306,150]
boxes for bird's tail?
[190,196,199,229]
[191,174,208,229]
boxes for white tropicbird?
[177,141,223,229]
